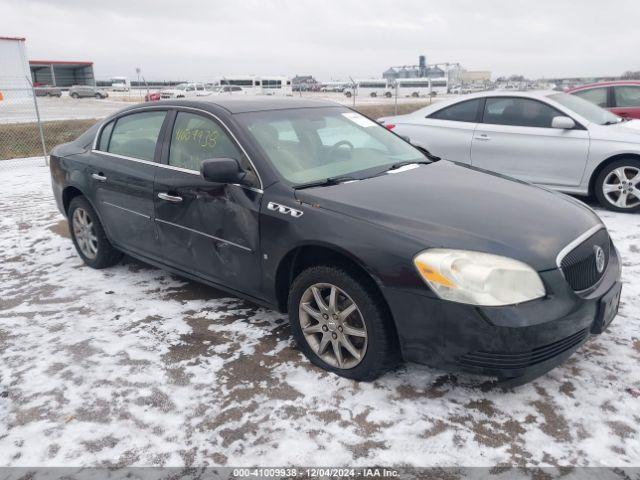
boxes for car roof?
[149,97,340,114]
[566,80,640,92]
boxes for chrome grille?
[559,227,610,291]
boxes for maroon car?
[566,81,640,119]
[144,91,161,102]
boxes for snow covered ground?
[0,161,639,468]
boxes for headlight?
[413,249,545,306]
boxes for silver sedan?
[379,91,640,212]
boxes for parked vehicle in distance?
[344,80,388,98]
[379,91,640,212]
[144,91,161,102]
[111,76,130,92]
[219,76,293,96]
[34,85,62,97]
[567,81,640,119]
[207,85,245,95]
[69,85,109,99]
[393,78,432,98]
[321,82,346,93]
[160,82,208,99]
[50,98,621,385]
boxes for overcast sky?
[2,0,638,81]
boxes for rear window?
[429,99,482,122]
[107,111,166,161]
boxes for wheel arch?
[274,242,386,314]
[589,153,640,195]
[62,185,85,214]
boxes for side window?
[168,112,243,172]
[614,86,640,107]
[573,88,608,108]
[482,98,563,128]
[429,99,482,122]
[107,111,166,161]
[98,120,114,151]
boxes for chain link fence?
[0,76,108,169]
[0,76,47,167]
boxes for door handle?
[91,173,107,182]
[475,134,491,141]
[157,192,183,203]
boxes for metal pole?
[394,81,398,115]
[27,76,48,166]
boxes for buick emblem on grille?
[594,245,605,274]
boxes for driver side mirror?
[200,158,245,184]
[551,116,576,129]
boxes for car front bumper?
[383,245,622,384]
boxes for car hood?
[294,161,603,271]
[590,119,640,142]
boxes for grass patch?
[354,101,432,119]
[0,118,97,160]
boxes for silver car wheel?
[299,283,368,369]
[72,207,98,259]
[603,166,640,209]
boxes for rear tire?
[345,91,352,98]
[68,196,123,269]
[288,265,400,381]
[594,158,640,212]
[70,93,79,99]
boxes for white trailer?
[219,76,292,96]
[393,77,448,98]
[0,36,32,102]
[344,79,389,98]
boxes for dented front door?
[153,168,263,296]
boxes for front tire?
[288,265,400,381]
[594,158,640,212]
[68,196,123,269]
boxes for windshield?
[549,92,622,125]
[236,107,425,185]
[175,83,188,90]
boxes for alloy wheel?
[72,207,98,259]
[602,166,640,209]
[298,283,368,369]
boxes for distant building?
[29,60,95,87]
[460,71,492,83]
[382,54,465,90]
[0,36,32,95]
[292,75,319,91]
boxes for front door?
[471,97,589,187]
[153,110,263,296]
[89,109,168,258]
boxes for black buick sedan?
[49,98,622,385]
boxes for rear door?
[401,98,482,164]
[153,109,263,296]
[611,85,640,119]
[571,87,610,109]
[90,109,169,258]
[471,97,589,187]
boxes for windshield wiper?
[293,175,358,190]
[388,160,431,170]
